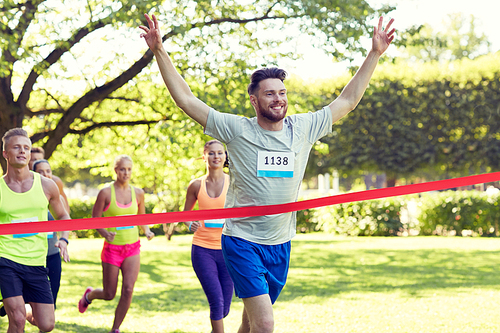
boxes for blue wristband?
[188,222,192,232]
[59,237,69,245]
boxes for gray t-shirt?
[205,106,333,245]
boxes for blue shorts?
[0,257,53,304]
[221,235,290,304]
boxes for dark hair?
[31,146,45,156]
[33,159,50,172]
[247,67,287,96]
[2,128,30,151]
[224,151,229,168]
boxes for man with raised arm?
[0,128,71,333]
[140,15,394,333]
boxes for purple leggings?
[191,244,234,320]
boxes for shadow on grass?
[282,239,500,302]
[131,288,208,313]
[53,322,198,333]
[53,322,106,333]
[67,249,207,315]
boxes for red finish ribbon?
[1,172,499,236]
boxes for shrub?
[418,190,500,236]
[313,196,409,236]
[296,209,317,233]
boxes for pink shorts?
[101,240,141,267]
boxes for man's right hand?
[139,14,163,53]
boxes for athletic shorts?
[101,240,140,267]
[0,257,54,304]
[221,235,291,304]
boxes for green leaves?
[301,53,500,180]
[397,14,491,62]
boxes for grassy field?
[2,234,500,333]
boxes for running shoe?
[78,287,93,313]
[108,330,120,333]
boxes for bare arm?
[42,178,71,262]
[52,175,70,213]
[140,14,210,127]
[136,188,155,240]
[92,188,116,243]
[329,17,395,123]
[183,179,201,232]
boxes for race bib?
[12,217,39,238]
[204,218,225,228]
[257,151,294,178]
[116,214,135,230]
[116,226,134,230]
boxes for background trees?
[1,0,393,171]
[398,13,491,62]
[303,53,500,186]
[1,0,399,214]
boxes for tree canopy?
[303,53,500,184]
[397,13,491,62]
[0,0,394,172]
[0,0,400,212]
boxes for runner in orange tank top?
[184,140,233,333]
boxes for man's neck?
[4,165,31,182]
[257,117,284,131]
[3,166,33,193]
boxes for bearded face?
[251,78,288,124]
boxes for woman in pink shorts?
[78,155,154,333]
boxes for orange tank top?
[192,174,229,249]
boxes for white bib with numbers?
[257,151,294,178]
[11,217,39,238]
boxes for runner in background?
[78,155,154,333]
[183,140,233,333]
[32,159,71,308]
[29,147,70,214]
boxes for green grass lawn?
[3,234,500,332]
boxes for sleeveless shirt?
[192,174,229,250]
[0,172,49,266]
[103,182,139,245]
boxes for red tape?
[1,172,499,236]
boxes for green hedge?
[418,190,500,236]
[69,190,500,238]
[308,190,500,237]
[312,197,408,236]
[296,209,317,233]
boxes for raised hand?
[372,17,395,56]
[139,14,163,53]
